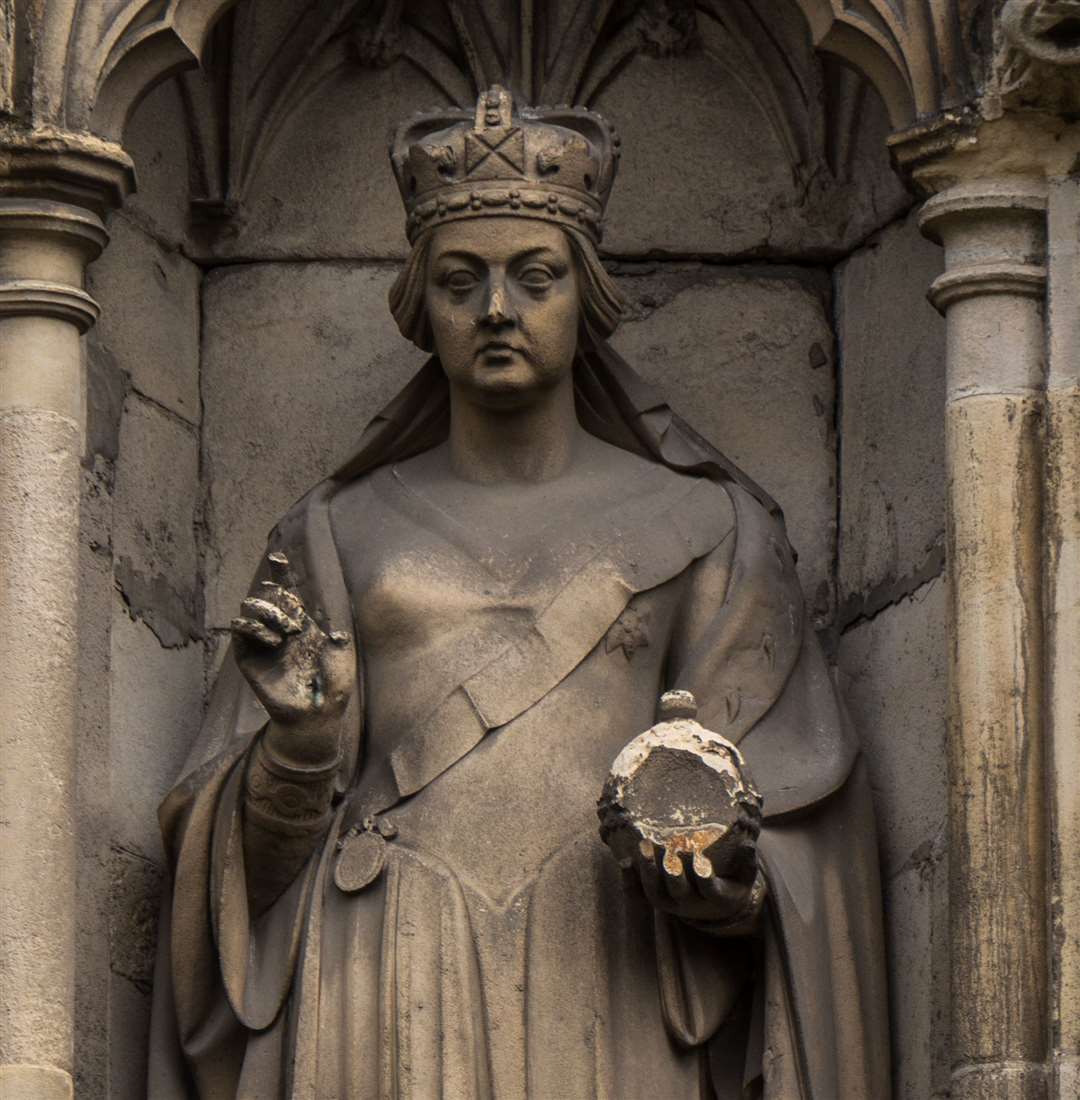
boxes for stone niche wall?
[79,2,947,1095]
[78,82,205,1097]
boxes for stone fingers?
[655,844,693,902]
[232,616,283,648]
[258,580,308,623]
[242,596,303,636]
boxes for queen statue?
[148,86,890,1100]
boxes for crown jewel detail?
[390,86,620,245]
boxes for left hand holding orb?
[598,690,767,930]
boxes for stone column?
[1046,174,1080,1100]
[0,141,128,1096]
[920,180,1049,1100]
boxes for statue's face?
[425,217,580,408]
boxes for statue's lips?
[476,341,523,359]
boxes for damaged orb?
[598,690,763,883]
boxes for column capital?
[918,182,1049,315]
[891,110,1080,197]
[0,200,109,333]
[0,124,132,337]
[0,124,134,218]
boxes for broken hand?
[232,551,354,766]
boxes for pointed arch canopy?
[29,1,970,149]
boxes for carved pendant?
[334,829,387,893]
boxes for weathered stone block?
[85,344,127,467]
[112,395,200,648]
[108,973,153,1100]
[597,50,908,259]
[201,65,445,261]
[837,576,948,878]
[109,601,204,858]
[201,263,428,628]
[88,216,201,422]
[840,577,950,1097]
[883,851,950,1099]
[73,534,114,1100]
[122,77,194,250]
[610,269,836,619]
[107,844,163,994]
[836,213,946,613]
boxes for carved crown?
[390,86,620,245]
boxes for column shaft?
[1046,175,1080,1100]
[921,182,1050,1100]
[0,201,106,1100]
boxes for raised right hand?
[231,552,354,763]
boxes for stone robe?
[148,350,890,1099]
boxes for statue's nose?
[483,285,511,326]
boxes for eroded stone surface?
[73,531,114,1100]
[836,212,946,612]
[838,576,947,878]
[122,77,195,249]
[112,395,200,648]
[597,51,908,259]
[107,844,162,992]
[884,853,951,1099]
[109,606,204,858]
[838,577,950,1097]
[201,263,428,628]
[198,65,450,262]
[88,216,201,422]
[610,269,836,620]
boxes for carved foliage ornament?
[1002,0,1080,64]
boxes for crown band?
[406,181,603,243]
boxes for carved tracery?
[0,1,980,156]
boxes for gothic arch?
[87,0,243,138]
[792,0,970,127]
[74,1,971,152]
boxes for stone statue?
[149,86,890,1099]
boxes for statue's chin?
[452,359,567,410]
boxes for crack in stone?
[836,539,947,637]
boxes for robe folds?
[149,348,890,1099]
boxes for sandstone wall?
[76,7,948,1095]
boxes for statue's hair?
[388,225,627,353]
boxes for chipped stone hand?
[631,837,767,933]
[600,690,767,935]
[232,551,354,766]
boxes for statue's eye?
[446,270,478,292]
[518,266,554,290]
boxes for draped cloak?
[148,346,890,1099]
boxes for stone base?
[0,1064,74,1100]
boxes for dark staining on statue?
[151,86,890,1099]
